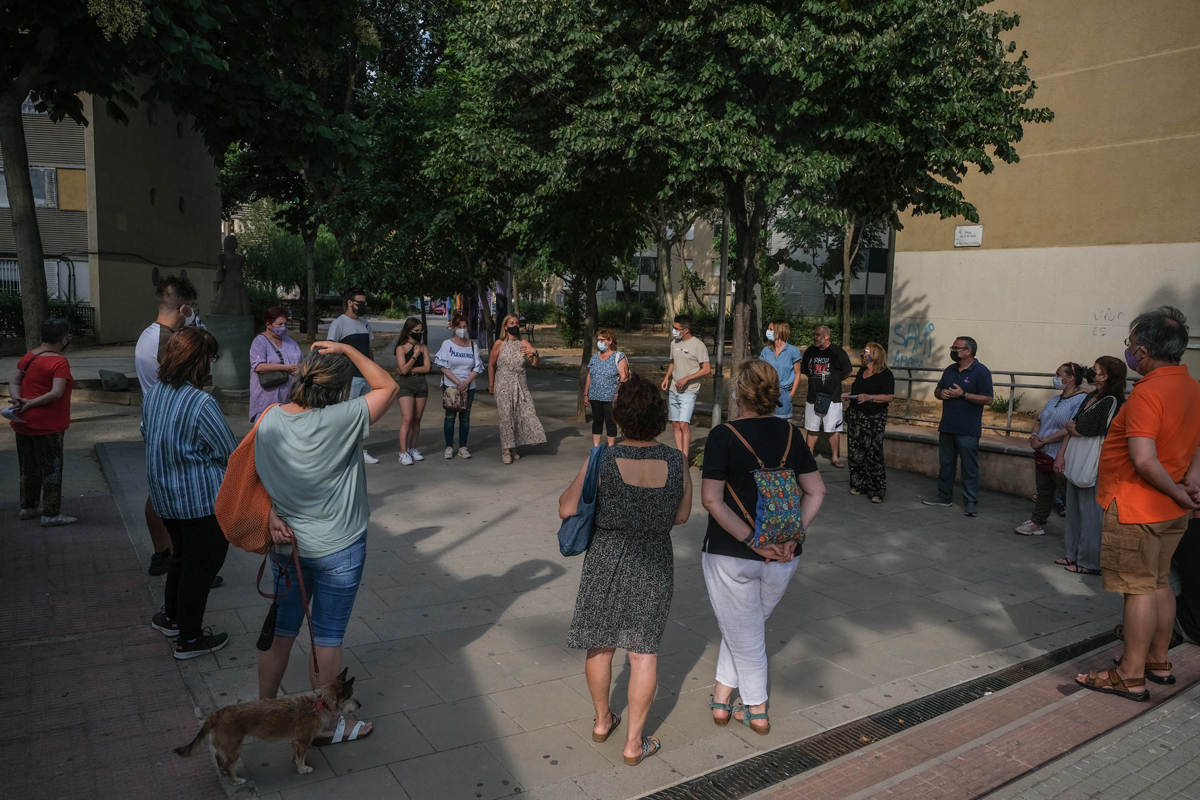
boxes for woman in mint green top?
[255,340,398,746]
[759,320,802,419]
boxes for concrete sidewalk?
[78,394,1126,800]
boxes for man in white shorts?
[661,314,710,454]
[800,325,852,467]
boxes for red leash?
[257,545,321,687]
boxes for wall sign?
[954,225,983,247]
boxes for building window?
[0,168,58,209]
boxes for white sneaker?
[409,448,425,462]
[362,450,380,464]
[458,446,472,459]
[398,451,414,465]
[1014,520,1044,535]
[444,447,456,459]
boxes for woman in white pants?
[700,360,826,734]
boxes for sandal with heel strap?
[1075,668,1149,701]
[709,694,734,726]
[734,701,771,735]
[1113,657,1175,685]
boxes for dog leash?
[256,545,321,687]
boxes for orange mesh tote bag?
[215,404,280,554]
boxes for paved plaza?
[2,361,1150,799]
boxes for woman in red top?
[7,318,76,526]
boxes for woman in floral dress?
[488,314,547,464]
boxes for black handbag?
[257,336,290,390]
[814,392,833,416]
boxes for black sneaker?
[148,549,172,576]
[964,502,978,517]
[211,575,224,589]
[922,497,954,508]
[151,608,179,637]
[174,631,229,660]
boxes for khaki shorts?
[1100,500,1189,595]
[396,374,429,399]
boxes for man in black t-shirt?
[800,326,852,467]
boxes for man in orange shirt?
[1077,307,1200,701]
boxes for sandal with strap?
[1075,668,1149,702]
[734,702,771,735]
[1065,564,1101,575]
[591,711,622,742]
[623,735,661,766]
[1054,557,1075,567]
[709,695,734,726]
[312,715,374,746]
[1113,657,1176,685]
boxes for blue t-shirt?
[587,350,625,401]
[759,343,803,389]
[936,360,994,437]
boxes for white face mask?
[455,328,468,338]
[597,341,608,351]
[672,329,682,340]
[765,329,775,342]
[1052,376,1065,390]
[181,305,197,327]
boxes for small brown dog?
[175,667,360,783]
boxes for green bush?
[247,283,283,323]
[518,301,556,324]
[787,310,890,350]
[989,393,1024,414]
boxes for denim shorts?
[270,534,367,647]
[668,390,697,423]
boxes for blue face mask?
[597,341,609,351]
[765,329,775,342]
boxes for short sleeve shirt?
[434,340,485,389]
[1035,392,1088,458]
[587,350,625,401]
[11,351,73,435]
[256,397,371,558]
[801,344,852,403]
[701,417,819,561]
[135,322,175,391]
[759,343,803,389]
[1097,365,1200,524]
[848,367,896,416]
[669,337,710,394]
[936,360,994,437]
[326,315,373,378]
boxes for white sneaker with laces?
[444,447,455,459]
[458,446,472,459]
[398,451,414,465]
[409,448,424,462]
[362,450,380,464]
[1014,520,1044,535]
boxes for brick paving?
[0,496,224,800]
[757,644,1200,800]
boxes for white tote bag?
[1063,398,1118,489]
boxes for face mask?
[352,302,367,315]
[455,328,468,338]
[1052,376,1065,390]
[597,341,608,351]
[765,329,775,342]
[949,348,962,363]
[507,326,520,337]
[181,305,197,327]
[271,325,287,337]
[863,353,872,362]
[672,329,682,340]
[60,338,71,352]
[411,332,423,343]
[1125,346,1140,372]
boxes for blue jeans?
[444,388,475,448]
[350,377,370,399]
[937,433,980,504]
[270,535,367,647]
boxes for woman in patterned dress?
[488,315,547,464]
[842,342,895,503]
[561,374,693,766]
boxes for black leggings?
[162,515,229,640]
[591,400,616,437]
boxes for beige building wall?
[84,90,221,343]
[890,0,1200,392]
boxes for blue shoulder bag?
[557,444,607,556]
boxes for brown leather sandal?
[591,711,622,742]
[1075,668,1149,701]
[1113,657,1176,685]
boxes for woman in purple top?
[249,306,303,421]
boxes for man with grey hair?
[923,336,993,516]
[1076,306,1200,701]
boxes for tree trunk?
[622,273,632,331]
[726,176,765,368]
[476,278,495,350]
[304,228,317,343]
[0,102,50,349]
[419,281,428,334]
[654,235,672,324]
[841,218,855,349]
[577,269,599,423]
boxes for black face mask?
[949,349,962,362]
[410,332,423,343]
[507,326,520,337]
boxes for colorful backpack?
[724,422,807,548]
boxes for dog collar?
[316,697,328,712]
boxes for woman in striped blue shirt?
[1014,363,1088,536]
[142,327,239,659]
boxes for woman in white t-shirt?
[434,313,485,460]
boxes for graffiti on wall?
[891,321,935,368]
[1091,307,1126,339]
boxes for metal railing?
[889,366,1059,436]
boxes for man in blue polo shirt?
[923,336,993,516]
